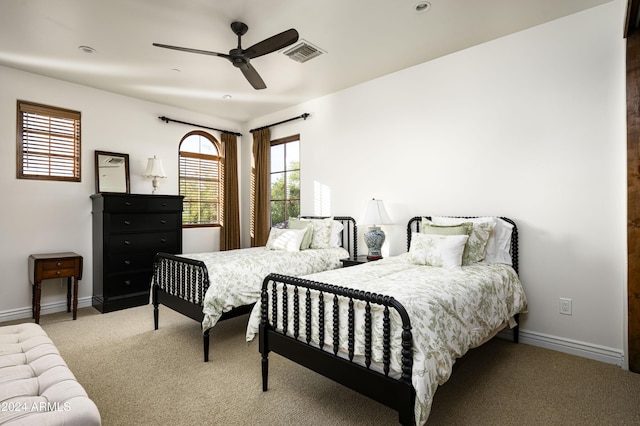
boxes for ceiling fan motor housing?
[231,21,249,36]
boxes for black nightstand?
[340,255,379,267]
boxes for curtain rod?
[158,116,242,137]
[249,113,310,133]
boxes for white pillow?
[484,218,513,264]
[432,216,512,265]
[431,216,495,265]
[265,228,307,252]
[409,233,468,269]
[287,218,314,250]
[330,220,344,247]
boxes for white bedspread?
[246,253,528,425]
[183,246,349,331]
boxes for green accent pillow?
[430,217,496,265]
[420,218,473,236]
[288,218,313,250]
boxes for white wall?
[244,1,627,364]
[0,66,241,318]
[0,1,628,366]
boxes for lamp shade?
[143,156,167,178]
[360,198,392,226]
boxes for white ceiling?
[0,0,613,123]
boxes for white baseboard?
[498,328,625,367]
[0,302,625,368]
[0,296,94,323]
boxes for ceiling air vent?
[282,40,325,63]
[106,157,124,165]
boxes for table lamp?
[360,198,392,260]
[143,155,167,194]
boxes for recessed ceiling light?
[222,94,232,100]
[78,45,96,54]
[415,2,431,13]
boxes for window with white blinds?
[179,131,222,227]
[17,100,81,182]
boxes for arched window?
[179,131,222,227]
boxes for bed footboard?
[152,253,212,359]
[259,273,416,425]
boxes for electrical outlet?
[560,298,572,315]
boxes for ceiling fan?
[153,21,299,90]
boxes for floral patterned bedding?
[183,246,349,331]
[245,253,528,425]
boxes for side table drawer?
[40,267,76,280]
[39,259,78,279]
[42,259,77,270]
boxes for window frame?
[179,130,223,229]
[270,134,301,228]
[16,100,81,182]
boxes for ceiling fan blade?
[244,28,299,59]
[239,63,266,90]
[152,43,230,59]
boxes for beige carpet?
[4,305,640,425]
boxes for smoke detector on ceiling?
[282,40,325,63]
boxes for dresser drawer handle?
[124,220,131,225]
[160,238,166,243]
[124,260,131,265]
[125,202,131,206]
[162,203,167,207]
[56,262,62,267]
[160,220,167,224]
[124,240,131,245]
[124,280,131,286]
[56,271,61,276]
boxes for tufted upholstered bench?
[0,323,101,425]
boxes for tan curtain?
[251,128,271,246]
[220,133,240,251]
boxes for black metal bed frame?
[151,216,357,362]
[259,216,520,425]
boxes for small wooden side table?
[340,255,379,267]
[28,252,83,324]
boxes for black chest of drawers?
[91,193,183,313]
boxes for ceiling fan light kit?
[78,45,96,54]
[153,21,298,90]
[415,2,431,13]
